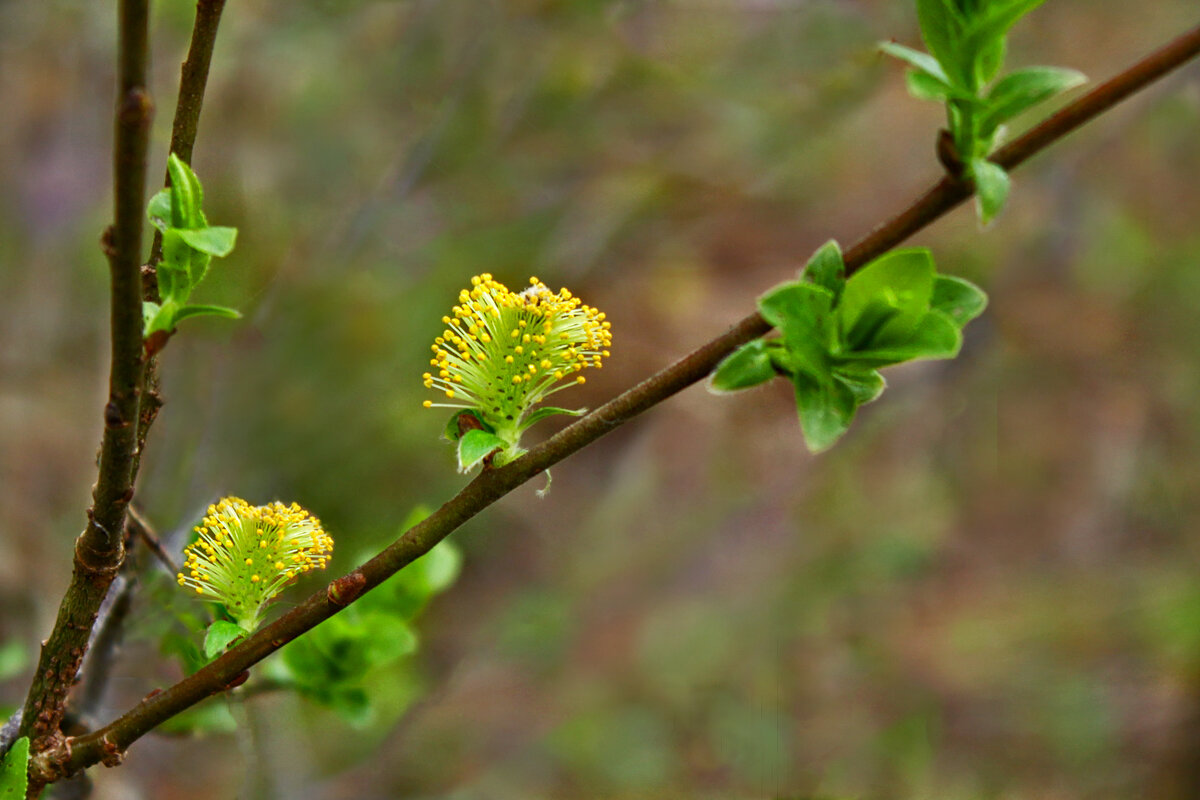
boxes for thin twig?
[46,19,1200,781]
[125,506,179,575]
[137,0,229,478]
[18,0,153,785]
[146,0,228,276]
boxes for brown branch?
[21,0,230,790]
[48,18,1200,781]
[17,0,153,786]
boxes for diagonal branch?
[17,0,153,780]
[48,19,1200,780]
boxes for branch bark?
[46,17,1200,782]
[17,0,153,785]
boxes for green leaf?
[709,339,779,393]
[441,410,491,442]
[916,0,967,87]
[142,301,162,332]
[166,153,204,229]
[457,429,506,472]
[879,41,950,84]
[847,309,963,366]
[963,0,1046,65]
[793,372,858,454]
[203,620,244,658]
[172,304,243,324]
[839,249,936,350]
[519,405,587,433]
[931,275,988,326]
[974,29,1007,86]
[328,686,374,727]
[373,539,463,619]
[971,157,1010,225]
[833,367,886,406]
[178,226,238,258]
[0,736,28,798]
[802,240,846,299]
[905,70,960,102]
[0,641,26,682]
[981,66,1086,131]
[758,282,836,380]
[147,188,172,233]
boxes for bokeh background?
[3,1,1200,798]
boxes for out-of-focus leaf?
[203,620,244,658]
[0,736,28,797]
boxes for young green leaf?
[971,157,1011,225]
[178,226,238,258]
[146,188,172,233]
[457,429,506,472]
[833,367,887,406]
[879,41,951,84]
[839,248,936,350]
[916,0,968,88]
[962,0,1047,67]
[905,70,960,103]
[0,736,28,798]
[203,619,244,659]
[441,410,492,443]
[845,309,963,366]
[519,405,587,432]
[710,339,779,393]
[793,372,858,453]
[171,304,243,324]
[931,274,988,326]
[802,240,846,299]
[981,66,1086,131]
[166,153,204,229]
[759,282,836,380]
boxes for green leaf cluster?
[143,153,241,337]
[882,0,1085,223]
[272,507,462,725]
[711,241,986,452]
[442,406,585,473]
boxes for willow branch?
[137,0,228,476]
[146,0,228,274]
[17,0,153,779]
[50,19,1200,779]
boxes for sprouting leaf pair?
[710,242,986,452]
[143,153,241,341]
[882,0,1085,223]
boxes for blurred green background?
[2,1,1200,798]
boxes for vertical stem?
[18,0,153,791]
[147,0,228,276]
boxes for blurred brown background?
[3,1,1200,798]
